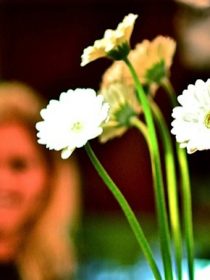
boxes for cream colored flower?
[130,36,176,83]
[81,13,138,66]
[36,88,109,159]
[99,82,141,142]
[101,36,176,94]
[171,79,210,153]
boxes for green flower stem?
[161,78,177,106]
[151,101,182,280]
[162,78,194,280]
[85,142,162,280]
[129,117,150,146]
[177,145,194,280]
[130,113,182,280]
[124,57,173,280]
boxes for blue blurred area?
[75,255,210,280]
[75,259,155,280]
[74,214,210,279]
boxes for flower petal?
[36,88,109,158]
[171,79,210,153]
[81,13,138,66]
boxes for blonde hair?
[0,81,81,280]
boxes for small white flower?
[81,13,138,66]
[36,88,109,159]
[171,79,210,153]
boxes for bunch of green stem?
[152,101,182,280]
[161,78,194,280]
[130,99,183,280]
[84,53,193,280]
[124,57,173,280]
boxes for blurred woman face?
[0,122,50,236]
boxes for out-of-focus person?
[0,81,80,280]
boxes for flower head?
[99,82,141,142]
[171,79,210,153]
[101,36,176,94]
[81,13,138,66]
[36,88,109,159]
[130,36,176,84]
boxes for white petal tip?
[61,147,75,159]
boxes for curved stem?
[162,78,194,280]
[124,57,173,280]
[129,117,150,146]
[85,142,162,280]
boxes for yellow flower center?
[204,113,210,128]
[71,121,83,132]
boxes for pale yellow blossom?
[99,82,141,142]
[81,13,138,66]
[130,36,176,84]
[101,36,176,94]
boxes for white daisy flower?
[171,79,210,153]
[36,88,109,159]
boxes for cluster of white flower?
[36,12,210,159]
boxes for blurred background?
[0,0,210,277]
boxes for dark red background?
[0,0,208,215]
